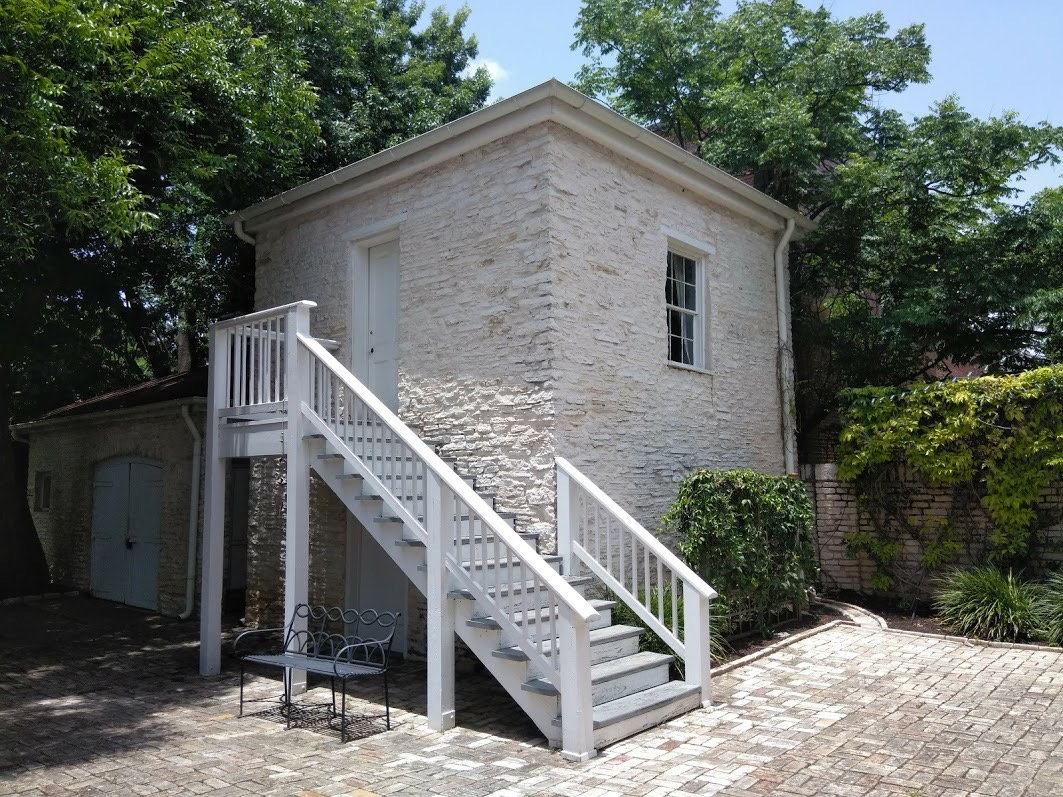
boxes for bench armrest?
[233,626,286,656]
[333,639,389,676]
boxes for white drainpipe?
[774,217,797,475]
[180,404,203,620]
[233,218,256,245]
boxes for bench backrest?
[285,604,400,670]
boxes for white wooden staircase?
[198,301,718,761]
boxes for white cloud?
[466,58,510,83]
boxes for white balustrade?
[556,457,718,706]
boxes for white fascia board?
[232,79,814,236]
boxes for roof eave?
[230,79,814,236]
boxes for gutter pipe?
[180,404,203,620]
[233,219,256,245]
[774,217,798,475]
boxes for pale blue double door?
[90,458,163,611]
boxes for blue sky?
[438,0,1062,199]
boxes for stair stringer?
[303,432,575,746]
[451,599,564,746]
[309,454,428,593]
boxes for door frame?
[347,214,406,384]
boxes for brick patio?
[1,597,1060,796]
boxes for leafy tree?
[0,0,490,597]
[574,0,1063,444]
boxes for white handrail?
[298,334,600,625]
[214,300,317,330]
[556,457,717,601]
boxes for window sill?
[666,361,714,377]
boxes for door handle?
[125,538,136,549]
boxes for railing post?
[556,462,578,578]
[685,590,712,707]
[284,303,312,694]
[558,605,595,761]
[199,323,228,675]
[426,471,456,731]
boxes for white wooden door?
[365,240,400,411]
[90,459,162,610]
[346,516,408,654]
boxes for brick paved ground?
[1,597,1060,796]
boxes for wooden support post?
[555,462,579,579]
[284,304,312,694]
[685,590,713,707]
[558,605,595,762]
[426,472,456,731]
[199,325,227,675]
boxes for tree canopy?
[574,0,1063,442]
[0,0,491,596]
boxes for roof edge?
[14,397,207,434]
[230,79,813,235]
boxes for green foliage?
[574,0,930,209]
[1039,571,1063,647]
[608,584,730,671]
[663,468,818,637]
[935,567,1046,643]
[838,366,1063,569]
[0,0,491,418]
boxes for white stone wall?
[24,402,208,616]
[247,119,790,628]
[547,125,787,534]
[249,127,562,623]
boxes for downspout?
[774,217,798,475]
[233,218,256,245]
[180,404,203,620]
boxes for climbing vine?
[663,469,818,637]
[837,365,1063,588]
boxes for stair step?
[467,599,615,632]
[492,623,643,663]
[465,554,560,572]
[521,650,672,698]
[448,575,591,601]
[397,530,538,549]
[584,681,702,733]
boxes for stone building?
[16,370,248,617]
[228,80,812,654]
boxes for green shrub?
[664,468,818,637]
[607,585,730,672]
[1038,571,1063,647]
[935,567,1046,642]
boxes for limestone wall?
[548,125,788,534]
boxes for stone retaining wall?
[804,463,1063,598]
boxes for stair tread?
[493,623,643,661]
[591,650,673,684]
[589,681,701,730]
[468,598,615,631]
[521,651,672,698]
[397,531,539,549]
[449,575,591,600]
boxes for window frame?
[664,242,708,371]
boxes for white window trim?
[665,237,711,372]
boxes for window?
[666,249,703,367]
[34,471,52,512]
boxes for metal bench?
[234,604,400,741]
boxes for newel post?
[555,461,579,579]
[283,303,312,693]
[685,590,713,707]
[558,605,595,761]
[426,471,456,731]
[199,323,228,675]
